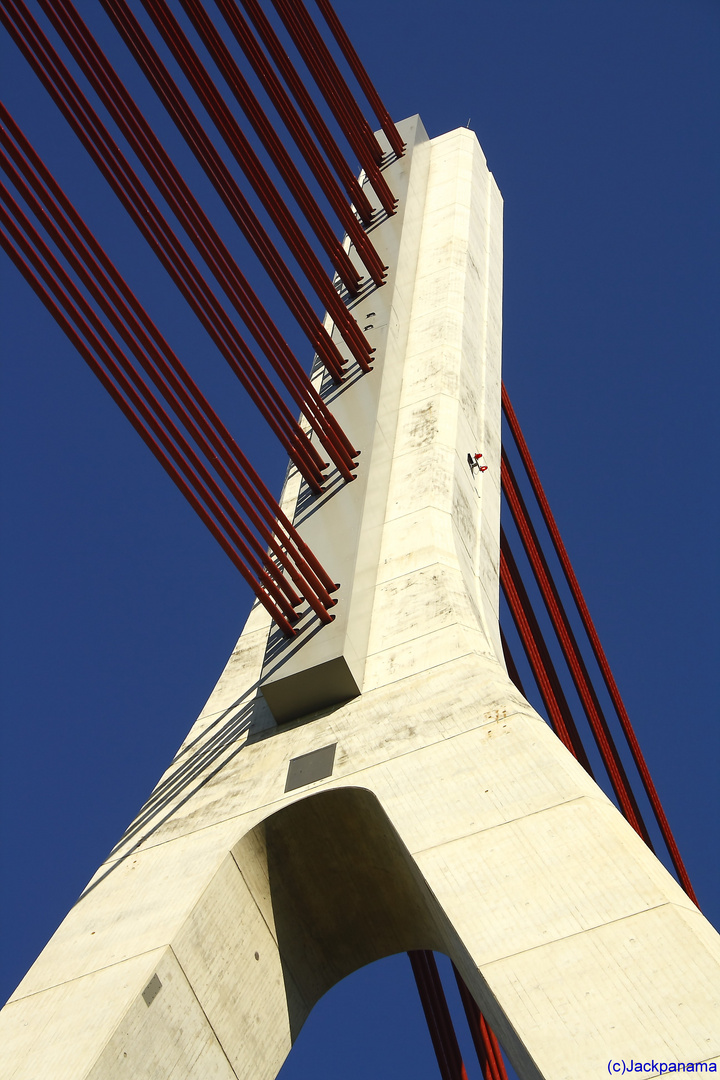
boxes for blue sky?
[1,2,718,1077]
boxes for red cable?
[452,966,507,1080]
[312,0,405,158]
[1,0,329,491]
[111,0,354,384]
[144,0,360,298]
[104,0,372,376]
[101,0,350,384]
[176,0,364,293]
[213,0,385,279]
[0,203,299,634]
[500,530,595,774]
[33,0,359,479]
[237,0,374,223]
[1,106,338,600]
[499,542,578,760]
[3,106,339,612]
[141,0,372,369]
[408,951,467,1080]
[270,0,396,215]
[41,6,342,487]
[6,108,343,597]
[0,184,303,615]
[272,0,382,169]
[1,140,336,620]
[274,0,386,176]
[500,625,528,696]
[502,449,650,841]
[5,127,338,606]
[481,1014,505,1080]
[502,386,698,901]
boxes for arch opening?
[233,785,453,1038]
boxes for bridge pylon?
[2,118,718,1080]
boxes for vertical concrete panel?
[260,116,433,718]
[171,853,299,1080]
[365,129,504,690]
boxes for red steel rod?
[175,0,365,292]
[31,0,359,480]
[103,0,372,376]
[408,951,468,1080]
[452,966,508,1080]
[1,140,336,619]
[502,386,698,901]
[237,0,374,223]
[5,108,342,599]
[148,0,361,298]
[4,125,338,606]
[271,0,382,168]
[0,184,304,615]
[136,0,370,365]
[500,625,528,697]
[107,0,351,382]
[270,0,396,215]
[4,110,338,605]
[502,449,650,840]
[0,202,299,634]
[0,140,333,618]
[1,0,330,491]
[500,530,595,774]
[211,0,385,281]
[312,0,404,158]
[98,0,349,386]
[500,539,579,761]
[481,1015,505,1080]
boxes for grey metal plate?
[285,744,337,792]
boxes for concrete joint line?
[231,849,280,948]
[382,504,457,528]
[480,900,681,969]
[365,633,483,668]
[169,944,240,1080]
[411,793,606,856]
[8,945,167,1004]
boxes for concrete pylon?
[2,118,719,1080]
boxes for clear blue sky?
[1,2,718,1078]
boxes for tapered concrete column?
[2,120,719,1080]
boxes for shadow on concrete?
[78,685,265,901]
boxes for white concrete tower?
[1,118,719,1080]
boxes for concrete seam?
[89,678,603,870]
[252,759,611,840]
[106,761,614,874]
[228,853,315,1018]
[408,796,699,906]
[230,849,279,948]
[365,634,487,671]
[6,945,167,1003]
[478,900,695,969]
[411,793,608,855]
[169,944,240,1080]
